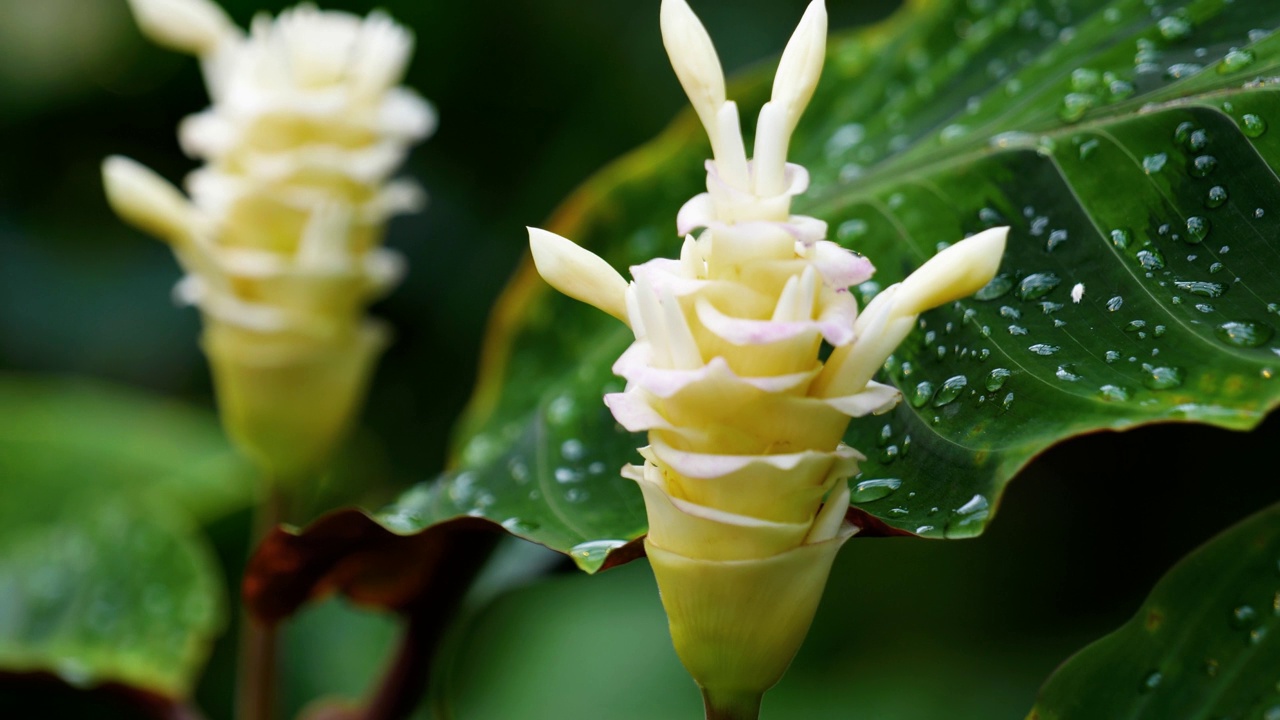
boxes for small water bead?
[501,517,541,534]
[1108,79,1135,99]
[1206,185,1228,208]
[932,375,969,407]
[1216,320,1275,347]
[1078,137,1100,160]
[877,423,894,447]
[1158,15,1192,40]
[1174,121,1195,145]
[852,477,902,503]
[1126,320,1148,333]
[546,395,578,426]
[1030,216,1050,236]
[1142,364,1185,389]
[1000,305,1022,319]
[1110,228,1132,249]
[986,367,1012,391]
[1070,67,1100,91]
[1218,48,1256,73]
[1017,272,1061,300]
[508,458,530,484]
[560,439,586,461]
[1106,350,1121,363]
[1191,155,1218,177]
[1056,364,1083,382]
[1231,604,1258,629]
[911,381,936,408]
[1242,113,1268,137]
[554,467,582,484]
[1187,128,1209,152]
[1196,303,1215,313]
[879,445,900,464]
[1041,301,1064,314]
[1185,216,1210,242]
[564,487,590,503]
[1137,247,1165,270]
[1007,325,1028,335]
[588,461,607,475]
[1141,670,1164,692]
[1001,392,1015,411]
[1046,229,1068,253]
[1166,63,1203,79]
[1257,208,1267,219]
[1060,92,1096,122]
[976,274,1014,300]
[1209,261,1224,274]
[1029,344,1061,355]
[1099,384,1131,401]
[1174,279,1226,297]
[1107,296,1124,312]
[1154,325,1167,337]
[837,218,869,241]
[1143,153,1168,173]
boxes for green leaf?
[0,374,255,524]
[268,0,1280,576]
[0,375,248,696]
[0,498,225,699]
[1028,503,1280,719]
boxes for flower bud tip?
[126,0,235,55]
[527,227,631,325]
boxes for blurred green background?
[2,0,1279,718]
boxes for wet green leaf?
[0,375,246,696]
[1029,503,1280,719]
[285,0,1280,572]
[0,498,225,699]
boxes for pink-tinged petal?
[785,215,827,246]
[677,193,716,235]
[631,258,706,297]
[811,240,874,288]
[616,354,818,399]
[822,380,902,417]
[695,297,818,346]
[604,390,673,432]
[813,288,857,346]
[782,162,810,195]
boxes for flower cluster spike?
[103,0,434,483]
[532,0,1007,712]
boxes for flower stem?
[237,485,286,720]
[701,689,763,720]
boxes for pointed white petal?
[527,227,630,324]
[893,226,1008,317]
[660,0,727,148]
[127,0,237,55]
[772,0,827,121]
[102,156,198,246]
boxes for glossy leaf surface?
[1029,502,1280,719]
[263,0,1280,578]
[0,376,244,697]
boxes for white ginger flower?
[103,0,434,482]
[531,0,1006,713]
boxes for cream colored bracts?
[535,0,1008,703]
[103,0,434,481]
